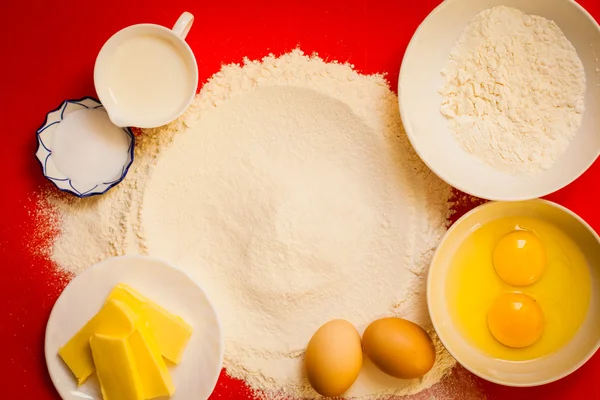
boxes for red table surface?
[2,0,600,399]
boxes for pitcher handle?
[172,12,194,40]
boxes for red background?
[1,0,599,399]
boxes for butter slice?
[90,333,143,400]
[58,299,138,385]
[107,284,193,364]
[129,320,175,398]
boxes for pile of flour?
[41,50,455,399]
[440,6,586,175]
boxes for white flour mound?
[440,6,586,176]
[43,50,454,399]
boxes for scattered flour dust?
[440,6,586,176]
[37,50,466,399]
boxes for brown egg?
[304,319,363,397]
[362,317,435,379]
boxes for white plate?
[45,255,223,400]
[399,0,600,200]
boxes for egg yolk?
[487,292,544,348]
[493,230,546,286]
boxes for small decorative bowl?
[35,97,134,198]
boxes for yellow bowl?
[427,200,600,386]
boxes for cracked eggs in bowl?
[428,200,600,386]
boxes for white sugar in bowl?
[35,97,134,197]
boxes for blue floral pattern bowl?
[35,97,134,198]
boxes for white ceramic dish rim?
[398,0,600,201]
[44,254,224,399]
[427,199,600,386]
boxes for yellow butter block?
[58,299,139,385]
[129,320,175,398]
[107,283,193,364]
[90,333,143,400]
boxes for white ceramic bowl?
[399,0,600,200]
[428,200,600,386]
[35,97,134,198]
[45,255,223,400]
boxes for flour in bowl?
[440,6,586,175]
